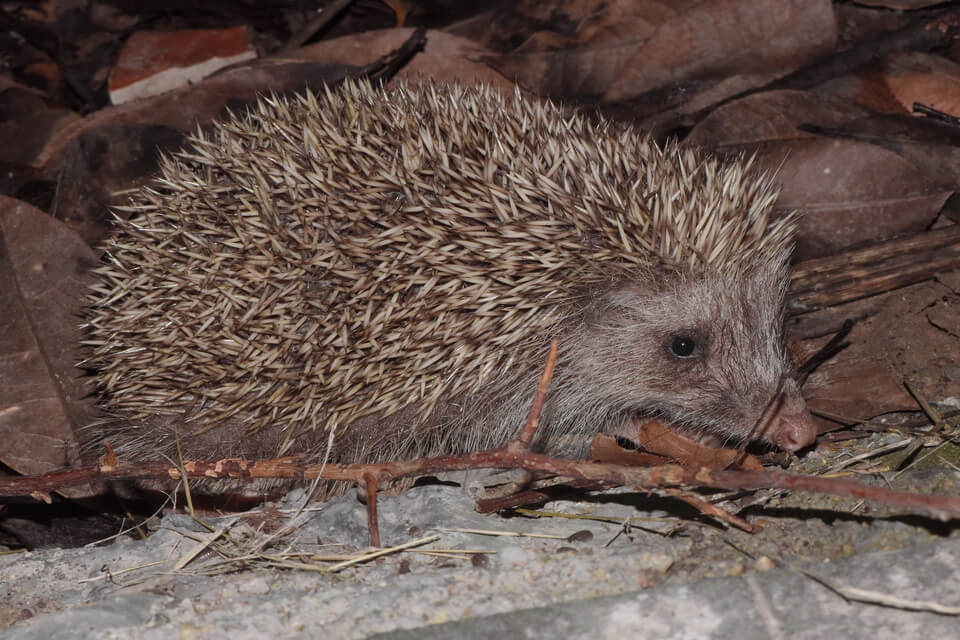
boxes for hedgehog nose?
[769,394,819,452]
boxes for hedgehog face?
[560,266,818,452]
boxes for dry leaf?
[686,88,952,259]
[882,51,960,116]
[593,423,764,470]
[768,137,950,259]
[801,280,960,422]
[685,89,868,150]
[0,196,97,496]
[477,0,835,105]
[590,433,673,467]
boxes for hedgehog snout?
[762,380,819,452]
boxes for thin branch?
[5,449,960,522]
[515,339,559,449]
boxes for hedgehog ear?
[602,282,657,309]
[743,249,792,296]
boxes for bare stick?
[7,449,960,522]
[788,225,960,313]
[515,340,559,450]
[667,490,755,533]
[363,473,381,548]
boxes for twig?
[731,376,785,468]
[820,438,916,475]
[357,27,428,86]
[914,102,960,127]
[474,478,612,513]
[6,449,960,521]
[274,0,356,55]
[796,319,854,385]
[788,225,960,314]
[363,473,381,547]
[666,490,755,532]
[515,340,559,449]
[5,340,960,541]
[904,379,946,432]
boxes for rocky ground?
[2,432,959,639]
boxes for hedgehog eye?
[669,335,697,358]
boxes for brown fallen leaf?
[591,426,765,471]
[685,90,951,260]
[685,89,868,150]
[590,433,672,467]
[780,132,953,260]
[799,279,960,423]
[882,51,960,116]
[0,84,81,168]
[0,195,97,497]
[474,0,834,110]
[770,137,948,259]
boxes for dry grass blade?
[326,535,441,573]
[796,568,960,615]
[76,560,170,585]
[173,518,239,571]
[437,528,567,540]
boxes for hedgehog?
[82,78,818,483]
